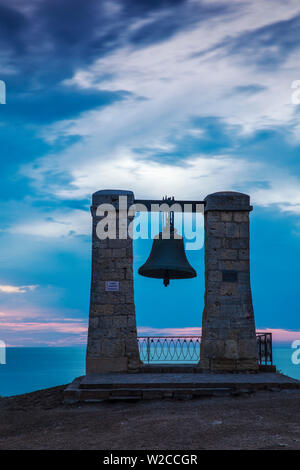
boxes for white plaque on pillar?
[105,281,119,291]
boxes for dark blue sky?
[0,0,299,345]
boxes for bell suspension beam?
[134,199,206,212]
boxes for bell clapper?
[163,271,170,287]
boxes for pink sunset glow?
[0,309,299,346]
[138,326,300,344]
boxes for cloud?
[0,308,88,346]
[227,12,300,68]
[3,86,129,124]
[138,326,202,336]
[1,0,299,217]
[0,0,205,89]
[19,149,300,227]
[9,208,90,238]
[127,0,233,47]
[46,153,260,200]
[0,320,87,334]
[0,284,37,294]
[0,3,28,57]
[63,36,293,138]
[14,0,300,223]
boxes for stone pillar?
[86,189,141,374]
[200,191,258,372]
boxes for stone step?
[80,381,232,390]
[140,364,276,373]
[76,387,233,402]
[140,365,201,374]
[80,380,292,390]
[64,373,300,404]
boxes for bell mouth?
[138,267,196,280]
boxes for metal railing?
[138,336,201,364]
[138,332,273,365]
[256,332,273,365]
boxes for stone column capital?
[90,189,135,217]
[204,191,253,212]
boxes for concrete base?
[64,371,299,403]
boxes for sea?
[0,345,299,397]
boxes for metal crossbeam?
[134,199,206,213]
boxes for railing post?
[269,333,273,365]
[147,337,150,364]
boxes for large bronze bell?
[138,229,197,287]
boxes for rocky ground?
[0,386,299,450]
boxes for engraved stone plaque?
[105,281,120,291]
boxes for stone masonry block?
[238,249,249,260]
[225,222,239,238]
[219,260,249,271]
[224,340,239,359]
[207,221,226,237]
[206,211,221,222]
[230,238,248,249]
[114,304,134,315]
[125,268,133,279]
[206,237,222,249]
[86,356,128,373]
[98,316,113,329]
[97,293,126,304]
[108,239,132,249]
[202,339,225,358]
[101,338,125,357]
[91,304,114,316]
[233,212,249,222]
[221,211,232,222]
[239,222,249,238]
[238,338,258,359]
[87,340,101,356]
[112,315,128,328]
[111,248,127,258]
[238,272,250,283]
[126,293,135,303]
[208,270,222,282]
[220,303,240,315]
[127,315,138,328]
[89,317,99,329]
[98,249,113,258]
[217,249,238,260]
[206,317,230,329]
[220,283,237,296]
